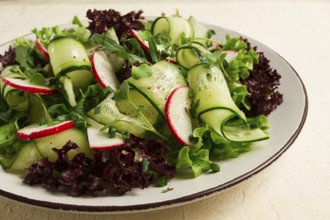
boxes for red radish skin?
[91,50,119,90]
[1,77,58,95]
[17,121,75,140]
[163,56,177,64]
[36,39,49,59]
[165,86,193,145]
[87,125,125,150]
[209,44,221,52]
[128,29,149,51]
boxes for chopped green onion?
[155,176,168,187]
[108,127,117,138]
[210,162,220,172]
[121,130,130,140]
[142,157,150,172]
[75,120,87,129]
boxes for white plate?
[0,23,308,213]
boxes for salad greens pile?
[0,8,283,196]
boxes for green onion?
[154,176,168,187]
[121,130,130,140]
[142,157,150,172]
[108,127,117,138]
[75,120,87,129]
[210,162,220,172]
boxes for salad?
[0,9,283,197]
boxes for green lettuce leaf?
[192,115,269,161]
[176,146,212,177]
[222,34,247,51]
[32,16,90,46]
[15,38,35,67]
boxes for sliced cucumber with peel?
[151,16,194,46]
[5,141,42,174]
[48,37,92,80]
[187,64,268,142]
[116,88,159,126]
[176,42,211,69]
[2,85,29,111]
[59,76,77,107]
[88,95,149,137]
[48,36,94,106]
[4,128,93,173]
[127,60,187,117]
[188,16,210,46]
[34,128,93,162]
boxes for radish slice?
[165,86,193,145]
[87,125,125,150]
[36,39,49,59]
[17,120,75,140]
[128,29,150,51]
[91,50,120,91]
[1,77,58,95]
[209,44,221,52]
[129,29,176,63]
[223,50,239,63]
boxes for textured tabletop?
[0,1,329,219]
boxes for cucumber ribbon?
[187,64,269,142]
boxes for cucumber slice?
[60,76,77,107]
[34,128,93,162]
[1,66,29,111]
[188,16,210,46]
[176,42,211,69]
[187,64,268,142]
[187,64,245,120]
[48,36,93,89]
[222,123,269,142]
[3,85,29,111]
[0,66,14,77]
[88,95,148,137]
[151,16,193,46]
[116,88,159,126]
[0,156,12,170]
[5,141,42,174]
[28,94,48,124]
[127,60,187,117]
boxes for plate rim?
[0,22,308,213]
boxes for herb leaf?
[15,39,35,67]
[91,33,148,64]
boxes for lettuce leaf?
[15,38,35,67]
[176,146,212,177]
[0,113,27,159]
[32,16,90,47]
[186,115,269,164]
[222,34,247,51]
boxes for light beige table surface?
[0,0,329,219]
